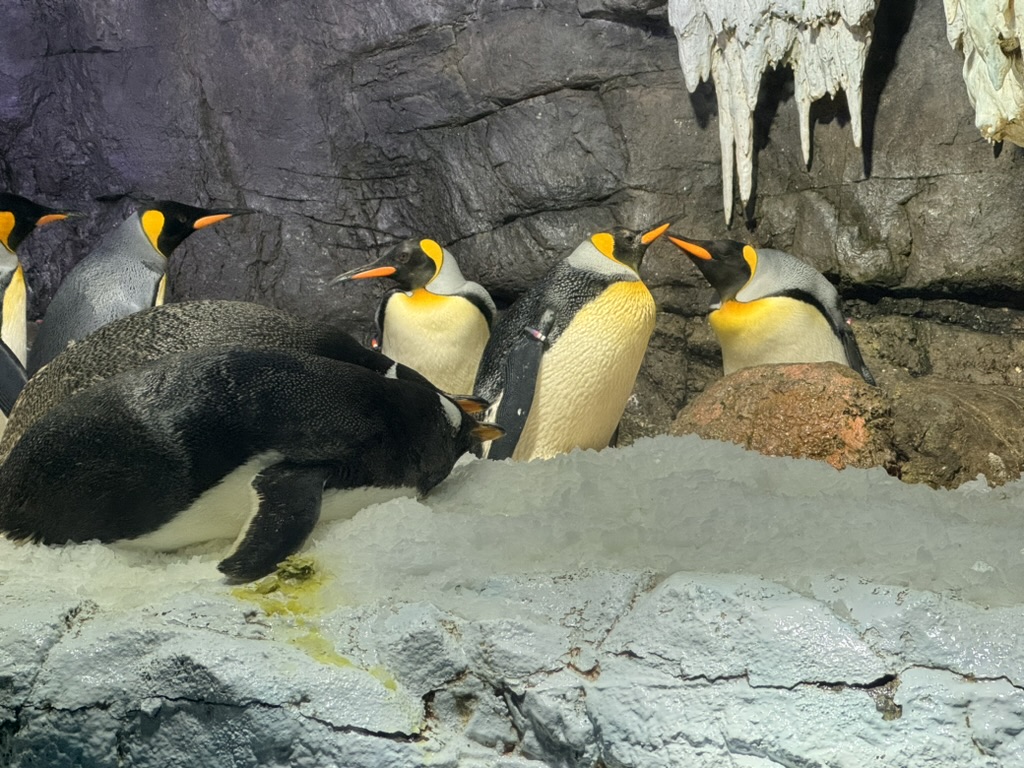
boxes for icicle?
[667,0,880,224]
[944,0,1024,146]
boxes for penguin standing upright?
[666,235,875,384]
[27,199,250,375]
[0,346,502,582]
[331,238,496,394]
[475,222,670,461]
[0,193,77,414]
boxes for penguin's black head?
[0,193,78,252]
[140,200,253,257]
[415,391,503,495]
[666,235,754,305]
[329,238,442,291]
[591,223,671,273]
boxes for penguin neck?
[710,297,847,373]
[0,242,18,274]
[110,216,170,272]
[423,257,466,296]
[566,241,641,282]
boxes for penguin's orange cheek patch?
[0,211,15,250]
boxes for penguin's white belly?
[120,452,415,553]
[514,281,656,461]
[119,453,284,551]
[710,297,847,374]
[382,290,490,394]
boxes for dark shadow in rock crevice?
[861,0,917,178]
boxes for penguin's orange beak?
[193,213,235,229]
[471,422,505,442]
[192,208,254,230]
[666,235,712,261]
[36,213,73,226]
[640,222,671,245]
[329,264,398,285]
[449,394,489,415]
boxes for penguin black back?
[0,346,487,580]
[1,300,432,461]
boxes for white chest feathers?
[117,452,415,555]
[382,289,490,394]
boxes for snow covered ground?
[2,434,1023,766]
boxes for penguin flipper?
[486,310,555,461]
[840,326,877,386]
[0,339,27,416]
[217,463,330,582]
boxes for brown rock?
[878,370,1024,488]
[671,363,897,472]
[671,362,1024,489]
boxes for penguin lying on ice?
[1,299,441,461]
[474,223,670,461]
[0,346,502,582]
[330,238,496,394]
[666,235,876,384]
[28,199,251,375]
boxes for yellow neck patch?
[591,232,615,260]
[141,210,166,254]
[742,245,758,275]
[405,287,447,306]
[420,238,443,280]
[709,299,772,336]
[0,211,14,251]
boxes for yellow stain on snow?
[231,555,352,668]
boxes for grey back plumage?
[28,215,166,374]
[741,248,876,385]
[739,249,847,330]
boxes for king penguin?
[330,238,497,394]
[0,345,502,582]
[474,222,670,461]
[0,193,77,415]
[666,234,876,384]
[27,199,251,375]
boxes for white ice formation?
[3,435,1024,764]
[944,0,1024,145]
[668,0,880,223]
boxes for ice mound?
[3,433,1019,610]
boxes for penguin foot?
[217,462,329,582]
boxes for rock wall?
[2,0,1023,452]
